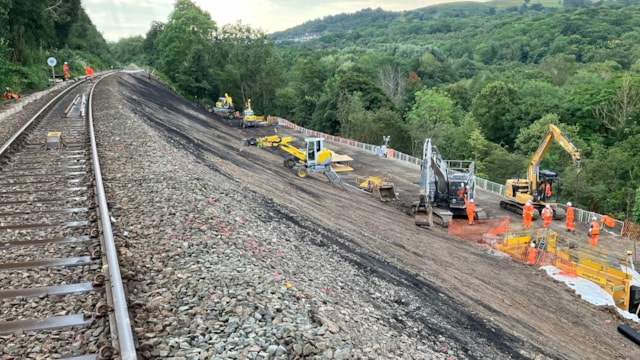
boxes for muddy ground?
[116,72,640,359]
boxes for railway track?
[0,76,136,359]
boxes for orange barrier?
[602,215,616,228]
[448,217,510,244]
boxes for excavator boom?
[501,124,581,219]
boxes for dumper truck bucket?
[376,182,397,202]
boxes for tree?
[593,72,640,139]
[154,0,216,100]
[471,81,520,148]
[538,54,576,87]
[377,63,405,106]
[212,21,279,113]
[406,88,455,156]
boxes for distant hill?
[270,2,494,41]
[270,0,624,42]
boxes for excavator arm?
[527,124,581,192]
[415,139,434,226]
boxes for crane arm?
[527,124,581,190]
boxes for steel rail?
[88,72,138,359]
[0,82,80,155]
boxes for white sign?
[47,57,57,67]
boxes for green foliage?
[100,0,640,219]
[406,88,456,153]
[109,36,146,67]
[0,0,113,92]
[471,81,520,147]
[154,0,216,101]
[483,145,528,183]
[632,187,640,223]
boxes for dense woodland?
[0,0,111,88]
[2,0,640,222]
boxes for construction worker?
[457,185,468,201]
[565,202,576,234]
[541,204,553,229]
[523,200,534,229]
[465,198,475,225]
[527,242,538,265]
[84,66,94,81]
[63,62,70,80]
[589,216,600,247]
[544,182,552,199]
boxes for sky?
[82,0,487,42]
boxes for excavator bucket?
[414,204,433,227]
[376,182,397,202]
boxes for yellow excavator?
[213,93,235,119]
[241,135,346,186]
[241,99,265,128]
[501,124,581,220]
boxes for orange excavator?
[2,87,19,101]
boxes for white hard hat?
[567,202,572,206]
[546,204,550,208]
[526,200,531,204]
[64,62,67,64]
[469,199,474,203]
[530,242,536,248]
[592,216,597,221]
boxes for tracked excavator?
[242,99,265,128]
[413,138,486,227]
[213,93,235,119]
[500,124,581,220]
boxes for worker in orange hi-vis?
[85,66,94,81]
[63,62,70,80]
[565,202,576,234]
[541,204,553,229]
[523,200,534,229]
[456,185,468,201]
[588,216,600,247]
[527,242,538,265]
[544,182,552,199]
[464,198,476,225]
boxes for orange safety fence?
[448,216,510,246]
[601,214,616,228]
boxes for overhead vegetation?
[0,0,112,90]
[4,0,640,221]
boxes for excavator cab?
[305,138,331,167]
[535,169,560,203]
